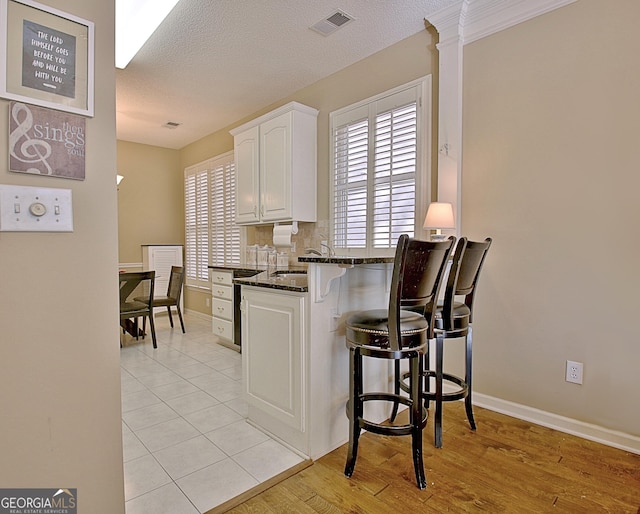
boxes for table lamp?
[423,202,455,241]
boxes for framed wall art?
[9,101,86,179]
[0,0,94,117]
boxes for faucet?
[320,242,335,256]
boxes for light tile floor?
[121,314,304,514]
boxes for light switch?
[0,184,73,232]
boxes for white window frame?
[184,151,242,289]
[329,76,431,256]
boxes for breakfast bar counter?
[240,254,395,460]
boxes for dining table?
[119,271,145,339]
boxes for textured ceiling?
[115,0,460,149]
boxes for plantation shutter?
[372,102,417,248]
[331,80,424,254]
[210,154,240,266]
[184,164,210,287]
[184,151,240,289]
[210,161,225,266]
[333,116,368,249]
[223,160,241,263]
[184,172,197,283]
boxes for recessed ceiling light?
[116,0,182,69]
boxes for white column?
[426,1,467,237]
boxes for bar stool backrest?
[442,237,493,329]
[388,234,455,350]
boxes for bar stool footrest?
[347,392,428,436]
[423,371,468,401]
[399,370,468,402]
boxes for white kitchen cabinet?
[240,260,395,461]
[142,245,183,310]
[241,286,307,452]
[234,126,260,223]
[211,269,235,345]
[231,102,318,225]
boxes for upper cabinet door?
[260,111,292,222]
[231,102,318,225]
[234,126,260,224]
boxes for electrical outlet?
[205,298,210,307]
[566,360,583,384]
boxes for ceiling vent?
[163,121,181,129]
[310,10,354,36]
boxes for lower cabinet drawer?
[212,284,232,301]
[212,298,233,321]
[213,318,233,341]
[211,271,233,286]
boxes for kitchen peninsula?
[236,255,395,460]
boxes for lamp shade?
[423,202,455,229]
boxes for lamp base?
[430,234,447,241]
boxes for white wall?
[0,1,124,511]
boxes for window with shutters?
[184,151,241,288]
[330,77,430,254]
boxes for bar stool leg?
[434,333,444,448]
[410,354,427,489]
[389,360,401,422]
[464,327,476,430]
[345,347,362,477]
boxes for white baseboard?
[184,309,212,322]
[473,392,640,455]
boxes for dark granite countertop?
[233,269,308,292]
[208,263,306,274]
[297,255,394,265]
[208,264,264,273]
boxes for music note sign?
[9,101,85,180]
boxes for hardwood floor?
[218,402,640,513]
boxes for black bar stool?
[344,234,454,489]
[403,237,492,448]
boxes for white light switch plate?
[0,184,73,232]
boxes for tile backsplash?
[247,220,329,267]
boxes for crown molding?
[463,0,577,44]
[426,1,468,46]
[427,0,578,46]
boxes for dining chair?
[136,265,185,334]
[344,234,454,489]
[119,270,157,348]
